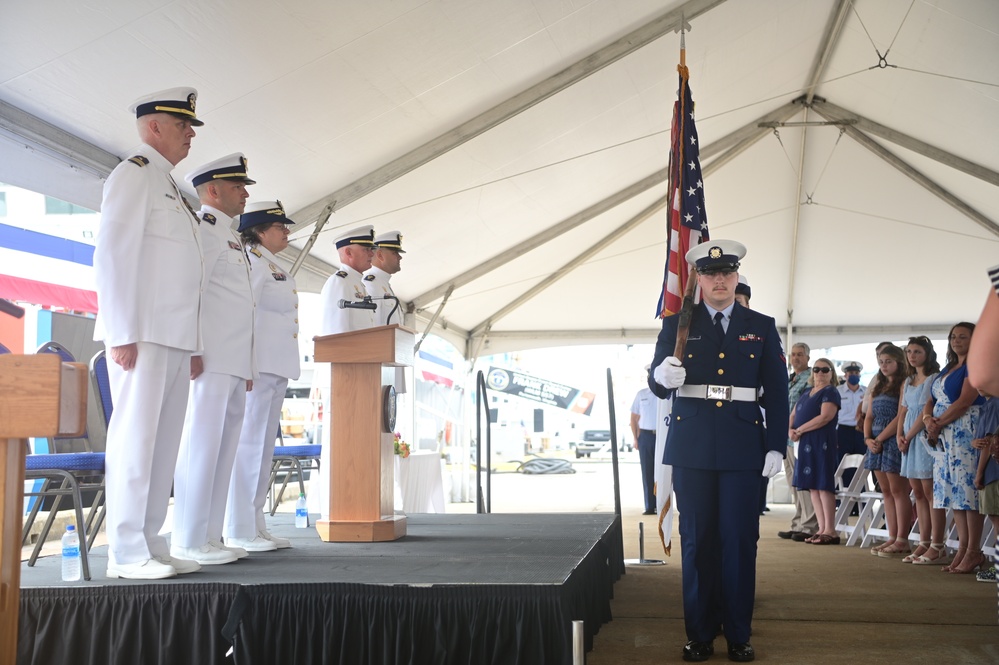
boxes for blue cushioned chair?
[267,426,320,515]
[21,342,106,580]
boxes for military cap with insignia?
[238,200,295,232]
[184,152,256,188]
[736,274,751,299]
[685,239,746,274]
[334,225,375,249]
[373,230,405,253]
[842,361,863,373]
[129,86,204,126]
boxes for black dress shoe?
[642,509,656,515]
[791,532,812,542]
[776,530,801,539]
[683,640,714,662]
[727,642,755,662]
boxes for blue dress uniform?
[650,301,788,648]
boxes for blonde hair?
[806,357,839,388]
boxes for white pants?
[173,372,246,547]
[225,373,287,538]
[104,342,190,564]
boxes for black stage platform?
[18,513,624,665]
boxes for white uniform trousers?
[104,341,190,564]
[173,372,246,547]
[225,372,287,538]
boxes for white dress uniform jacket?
[250,245,301,380]
[94,144,203,349]
[193,205,255,378]
[319,265,375,335]
[363,266,400,327]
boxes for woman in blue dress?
[864,345,911,557]
[789,357,841,544]
[923,322,986,574]
[896,336,941,563]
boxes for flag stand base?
[624,521,667,566]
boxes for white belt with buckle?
[676,384,757,402]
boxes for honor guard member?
[364,230,408,393]
[171,154,257,565]
[363,230,405,326]
[649,240,788,663]
[316,225,377,518]
[225,201,301,552]
[93,87,205,580]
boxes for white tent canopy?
[2,0,997,357]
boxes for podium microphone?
[338,297,378,311]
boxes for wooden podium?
[0,354,87,665]
[313,325,415,542]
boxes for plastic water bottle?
[61,524,81,582]
[295,493,309,528]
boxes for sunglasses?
[812,366,831,374]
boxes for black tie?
[713,311,725,337]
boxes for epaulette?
[249,247,262,258]
[127,155,149,167]
[335,270,348,278]
[363,274,375,281]
[201,212,217,225]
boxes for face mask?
[847,375,861,386]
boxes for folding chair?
[832,454,868,543]
[21,342,106,580]
[267,426,320,515]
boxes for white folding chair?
[832,454,868,543]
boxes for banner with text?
[485,366,595,415]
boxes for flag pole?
[672,17,697,361]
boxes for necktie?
[713,311,725,337]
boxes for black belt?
[639,429,655,435]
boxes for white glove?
[653,356,686,389]
[762,450,783,478]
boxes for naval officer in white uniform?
[225,201,301,552]
[363,230,405,326]
[315,226,377,518]
[171,154,257,565]
[93,87,205,580]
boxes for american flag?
[656,65,709,318]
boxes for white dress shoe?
[225,535,278,552]
[154,554,203,574]
[107,558,177,580]
[209,538,248,559]
[170,544,237,565]
[259,529,291,549]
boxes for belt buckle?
[706,384,732,401]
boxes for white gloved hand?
[653,356,686,389]
[761,450,783,478]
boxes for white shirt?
[837,382,865,426]
[631,388,658,430]
[319,264,375,335]
[362,265,401,326]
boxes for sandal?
[950,549,986,574]
[871,539,895,555]
[942,547,966,572]
[878,542,912,558]
[812,534,840,545]
[903,541,930,563]
[911,543,950,566]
